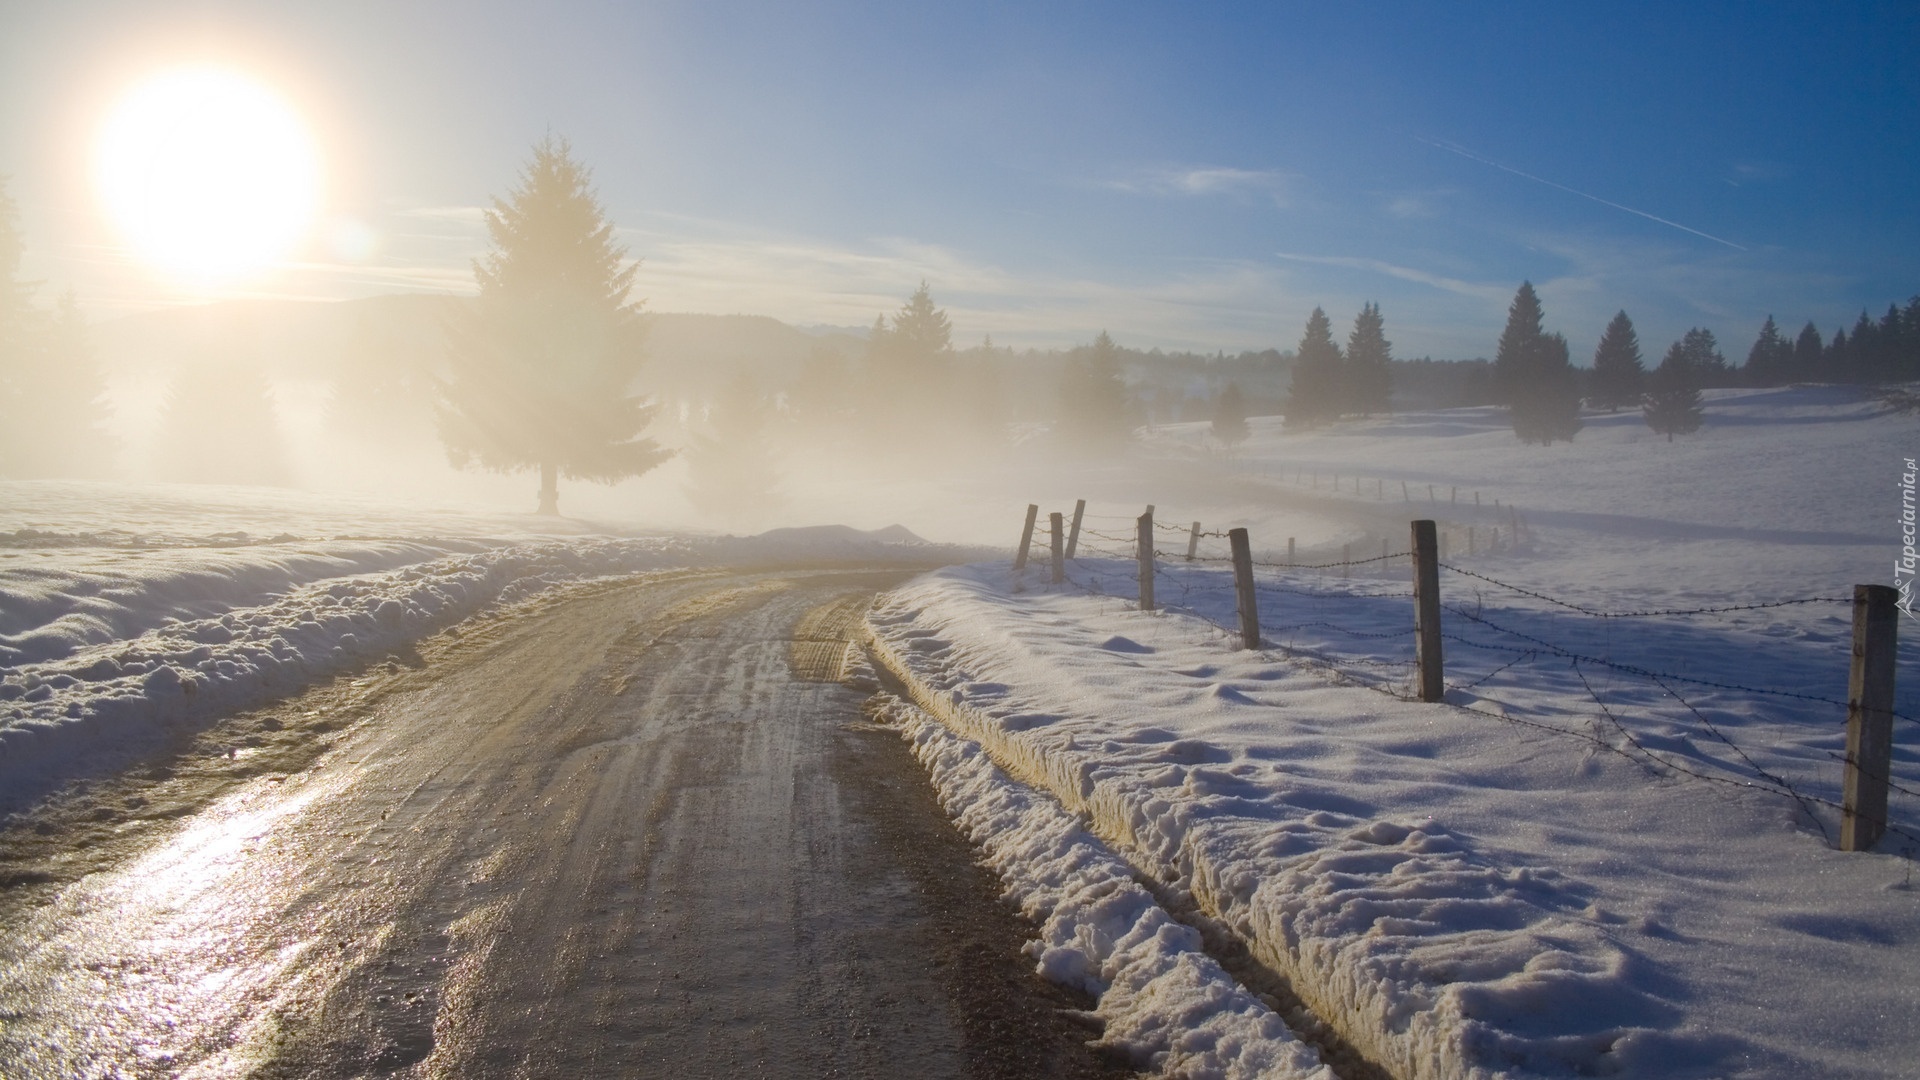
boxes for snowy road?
[0,568,1126,1079]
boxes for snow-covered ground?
[4,385,1916,1077]
[866,386,1920,1079]
[0,481,959,816]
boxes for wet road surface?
[0,569,1130,1079]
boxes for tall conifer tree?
[1210,381,1249,451]
[1284,307,1344,428]
[1792,322,1823,381]
[1644,337,1706,441]
[437,137,669,515]
[1492,282,1545,405]
[1344,302,1392,415]
[1496,283,1581,443]
[1587,310,1645,411]
[1056,330,1133,452]
[1744,315,1792,387]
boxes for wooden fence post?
[1428,484,1436,502]
[1287,537,1296,565]
[1842,584,1898,851]
[1013,504,1038,570]
[1412,520,1444,702]
[1342,543,1351,580]
[1137,511,1156,611]
[1490,526,1499,552]
[1475,491,1481,509]
[1187,521,1202,561]
[1451,486,1457,504]
[1065,499,1086,559]
[1230,528,1259,649]
[1049,512,1065,585]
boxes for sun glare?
[95,68,320,279]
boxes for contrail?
[1417,136,1746,251]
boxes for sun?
[95,68,320,279]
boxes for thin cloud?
[1418,136,1747,251]
[1105,166,1294,206]
[1271,251,1512,304]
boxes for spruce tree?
[1587,310,1645,411]
[1644,337,1706,441]
[1284,307,1344,428]
[887,281,952,361]
[1828,326,1850,379]
[1510,333,1583,443]
[1210,381,1250,451]
[1743,315,1792,387]
[1496,283,1581,443]
[1674,328,1729,383]
[1492,281,1545,405]
[1344,302,1392,415]
[1792,322,1823,381]
[437,137,669,515]
[1056,330,1132,452]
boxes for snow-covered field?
[0,481,957,815]
[866,386,1920,1078]
[3,385,1916,1077]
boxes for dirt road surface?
[0,568,1132,1079]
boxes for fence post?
[1342,543,1351,580]
[1187,521,1202,561]
[1230,528,1259,649]
[1412,520,1444,702]
[1428,484,1436,502]
[1049,512,1065,585]
[1475,491,1481,509]
[1065,499,1086,559]
[1137,511,1156,612]
[1451,486,1457,504]
[1402,480,1409,502]
[1491,526,1499,552]
[1013,504,1038,570]
[1287,537,1296,565]
[1468,526,1476,556]
[1842,584,1898,851]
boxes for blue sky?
[4,1,1917,359]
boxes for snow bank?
[867,559,1920,1080]
[0,481,975,816]
[871,692,1332,1079]
[0,539,688,813]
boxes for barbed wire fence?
[1009,499,1919,855]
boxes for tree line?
[8,139,1920,512]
